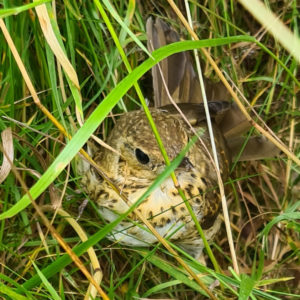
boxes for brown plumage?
[79,17,279,257]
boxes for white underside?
[94,173,221,257]
[99,205,222,259]
[99,207,186,247]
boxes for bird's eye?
[135,148,150,164]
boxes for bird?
[79,17,279,258]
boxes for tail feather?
[146,17,202,106]
[228,136,280,161]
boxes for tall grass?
[0,1,299,299]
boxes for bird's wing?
[146,17,279,161]
[146,17,203,106]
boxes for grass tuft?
[0,1,299,299]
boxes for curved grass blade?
[261,201,300,237]
[0,36,254,221]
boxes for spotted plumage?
[80,108,230,257]
[79,17,279,258]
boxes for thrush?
[79,18,278,257]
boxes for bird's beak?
[179,157,194,171]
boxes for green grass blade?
[261,202,300,237]
[0,0,51,18]
[95,0,151,57]
[238,274,256,300]
[32,261,61,300]
[140,252,210,296]
[0,283,30,300]
[0,36,255,220]
[142,279,182,298]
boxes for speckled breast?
[81,110,230,257]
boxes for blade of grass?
[97,0,152,57]
[32,261,62,300]
[238,274,255,300]
[140,252,210,296]
[34,2,83,124]
[261,202,300,237]
[184,1,224,273]
[0,284,29,300]
[0,273,32,298]
[0,36,259,220]
[142,280,184,298]
[0,0,50,18]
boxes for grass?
[0,0,299,299]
